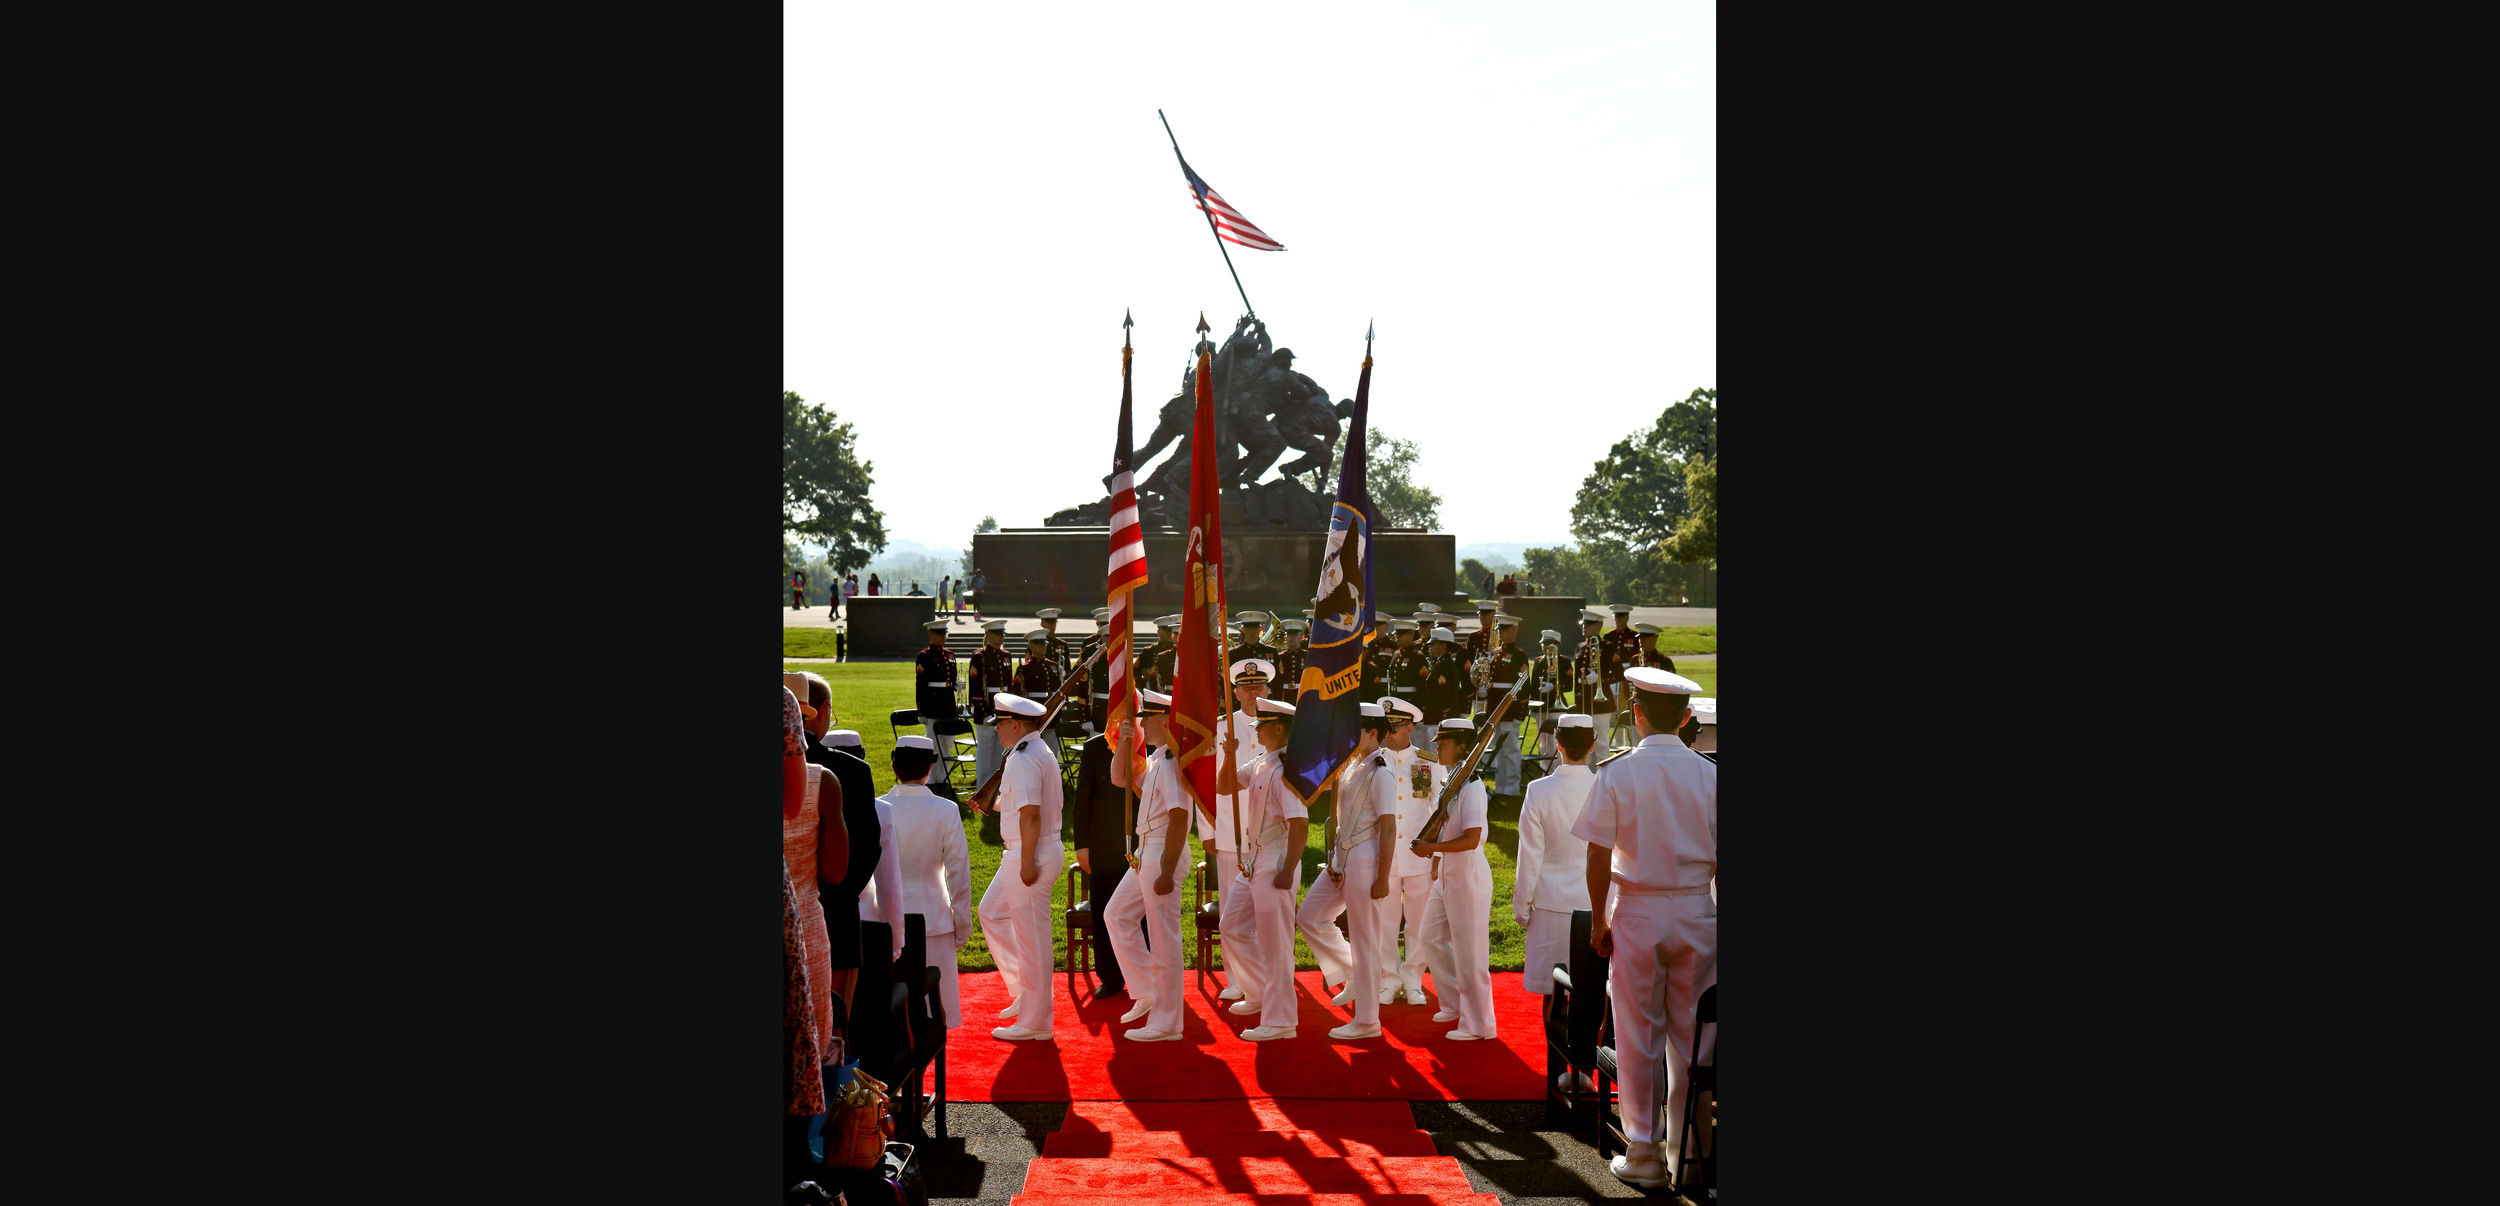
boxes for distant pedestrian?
[791,568,807,610]
[939,575,952,614]
[868,573,882,596]
[968,568,987,619]
[1496,573,1518,599]
[840,573,858,619]
[1482,570,1496,597]
[835,624,847,662]
[908,583,925,596]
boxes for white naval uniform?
[1378,745,1443,997]
[1194,708,1260,893]
[974,734,1065,1033]
[879,782,972,1027]
[1418,776,1496,1036]
[1295,756,1388,1027]
[1105,750,1190,1035]
[1511,761,1594,994]
[1232,746,1308,1031]
[1572,732,1716,1168]
[852,792,906,964]
[1216,730,1273,1003]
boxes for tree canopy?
[784,390,887,574]
[1360,427,1442,530]
[1526,386,1717,604]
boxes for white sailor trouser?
[1419,850,1496,1036]
[1295,861,1356,992]
[1522,908,1572,995]
[1490,721,1523,796]
[1377,872,1433,994]
[1104,834,1186,1035]
[1236,847,1303,1030]
[1605,889,1718,1165]
[974,721,1002,786]
[1333,843,1386,1027]
[926,931,963,1028]
[975,839,1062,1033]
[1218,848,1267,1007]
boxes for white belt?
[1615,883,1713,897]
[926,681,948,687]
[1393,686,1416,693]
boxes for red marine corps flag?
[1104,310,1150,788]
[1169,313,1232,820]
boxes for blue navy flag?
[1282,346,1375,803]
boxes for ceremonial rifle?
[968,642,1107,812]
[1416,669,1532,880]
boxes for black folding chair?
[1677,983,1715,1197]
[1064,862,1093,989]
[851,921,911,1094]
[1191,859,1223,977]
[1544,909,1610,1133]
[926,716,977,788]
[888,708,922,750]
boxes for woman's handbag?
[825,1069,893,1169]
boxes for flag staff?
[1121,308,1138,869]
[1197,312,1245,877]
[1160,109,1255,320]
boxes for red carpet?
[1011,1096,1493,1206]
[947,970,1550,1101]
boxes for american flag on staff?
[1104,312,1149,784]
[1184,165,1285,252]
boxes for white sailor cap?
[1230,658,1276,685]
[1625,666,1704,695]
[1036,608,1062,620]
[1495,614,1520,627]
[1235,610,1271,627]
[1380,696,1422,722]
[827,729,864,749]
[1138,689,1172,714]
[1358,702,1386,718]
[1435,716,1475,736]
[1256,697,1297,717]
[1554,713,1594,730]
[993,693,1047,718]
[1540,629,1563,644]
[1390,618,1418,632]
[1429,626,1456,643]
[982,619,1009,632]
[1581,611,1606,624]
[1609,603,1634,615]
[1417,602,1444,613]
[895,735,936,750]
[1278,618,1307,632]
[923,618,950,630]
[1633,622,1662,635]
[1474,599,1500,612]
[1092,607,1110,620]
[1024,630,1049,645]
[1301,609,1316,620]
[1690,697,1717,723]
[1155,614,1182,627]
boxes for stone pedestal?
[849,596,937,658]
[971,529,1467,617]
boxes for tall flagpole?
[1160,109,1255,319]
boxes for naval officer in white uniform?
[975,692,1066,1041]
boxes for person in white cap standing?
[1575,667,1716,1188]
[1513,714,1596,995]
[1374,695,1440,1007]
[1215,697,1307,1039]
[1415,717,1497,1039]
[1325,704,1396,1040]
[1103,690,1190,1042]
[977,692,1066,1041]
[967,619,1015,785]
[1293,703,1393,1018]
[880,735,970,1029]
[1203,658,1274,1001]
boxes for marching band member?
[1415,717,1496,1039]
[1575,667,1716,1187]
[978,693,1065,1042]
[1576,612,1616,760]
[1512,714,1595,994]
[966,619,1016,784]
[1103,690,1190,1042]
[1216,697,1307,1040]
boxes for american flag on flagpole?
[1184,165,1285,252]
[1105,318,1149,785]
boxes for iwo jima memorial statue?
[968,312,1458,615]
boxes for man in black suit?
[1072,731,1149,998]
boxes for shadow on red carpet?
[945,969,1547,1101]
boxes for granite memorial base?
[847,596,939,658]
[972,529,1466,618]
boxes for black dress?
[806,733,883,969]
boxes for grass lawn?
[784,658,1718,974]
[1650,626,1716,654]
[784,628,847,658]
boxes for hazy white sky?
[784,1,1714,550]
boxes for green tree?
[784,390,887,574]
[961,515,997,577]
[1570,387,1715,549]
[1354,427,1441,530]
[1458,557,1494,593]
[1664,455,1716,564]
